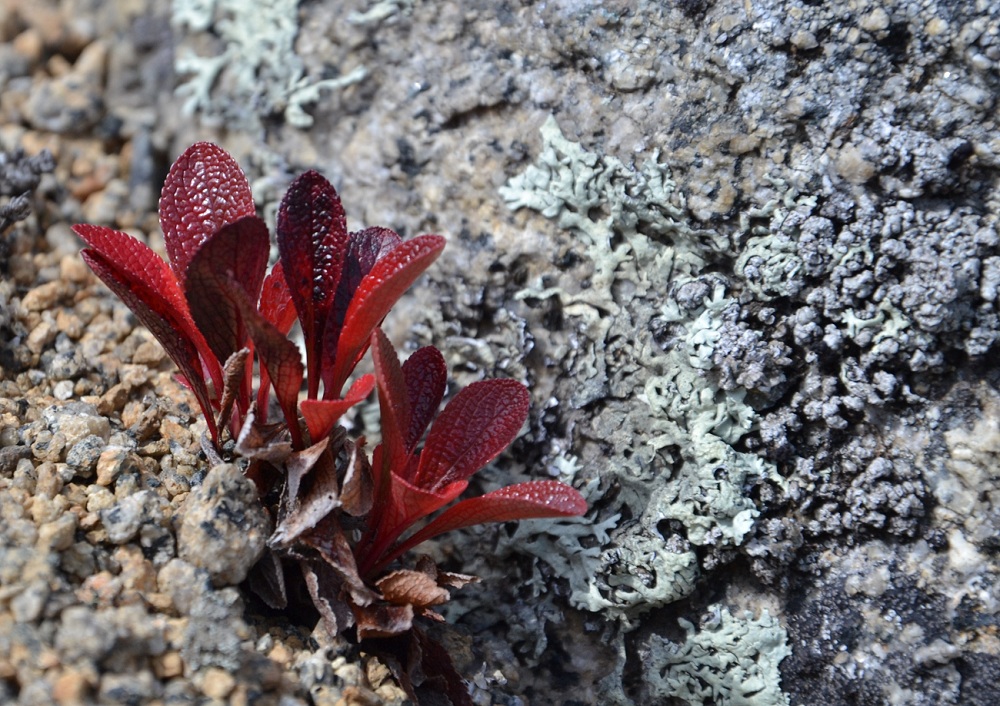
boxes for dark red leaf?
[183,215,270,365]
[328,234,445,396]
[387,480,587,562]
[79,245,220,443]
[276,171,348,397]
[259,262,297,334]
[220,276,305,448]
[414,379,529,490]
[300,373,375,443]
[401,346,446,456]
[321,226,402,395]
[256,262,298,417]
[371,328,410,472]
[159,142,255,281]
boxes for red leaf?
[183,215,270,365]
[256,262,299,417]
[328,234,445,396]
[414,379,529,490]
[321,226,402,394]
[400,346,446,455]
[387,480,587,561]
[276,171,348,397]
[159,142,255,280]
[371,328,410,472]
[300,374,376,443]
[259,262,297,334]
[221,276,305,448]
[79,244,220,444]
[358,470,467,577]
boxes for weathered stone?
[177,464,269,586]
[100,489,166,545]
[65,434,105,477]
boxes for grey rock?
[156,558,211,615]
[100,489,167,545]
[42,402,111,448]
[66,434,106,477]
[177,463,270,586]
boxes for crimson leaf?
[321,226,402,395]
[328,234,446,396]
[276,171,348,398]
[256,262,299,418]
[371,327,411,472]
[300,374,376,443]
[159,142,255,281]
[400,345,446,455]
[414,378,529,491]
[259,262,297,334]
[76,228,220,443]
[220,276,306,448]
[183,215,270,366]
[385,480,588,563]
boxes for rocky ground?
[2,0,1000,704]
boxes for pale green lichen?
[347,0,415,25]
[501,116,781,619]
[501,115,724,314]
[644,606,791,706]
[645,285,784,548]
[171,0,367,128]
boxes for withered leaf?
[339,438,373,517]
[271,436,337,549]
[235,413,293,463]
[353,601,414,640]
[301,514,377,608]
[216,347,249,434]
[302,559,355,637]
[361,627,474,706]
[375,569,450,609]
[247,548,287,610]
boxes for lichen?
[347,0,415,26]
[641,606,791,706]
[171,0,367,128]
[500,117,780,619]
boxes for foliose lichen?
[171,0,367,128]
[640,606,791,706]
[500,116,783,621]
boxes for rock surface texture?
[1,0,999,704]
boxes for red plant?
[74,143,443,453]
[75,142,587,705]
[357,328,586,577]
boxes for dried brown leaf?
[375,569,450,609]
[303,559,355,637]
[354,601,414,639]
[340,439,373,517]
